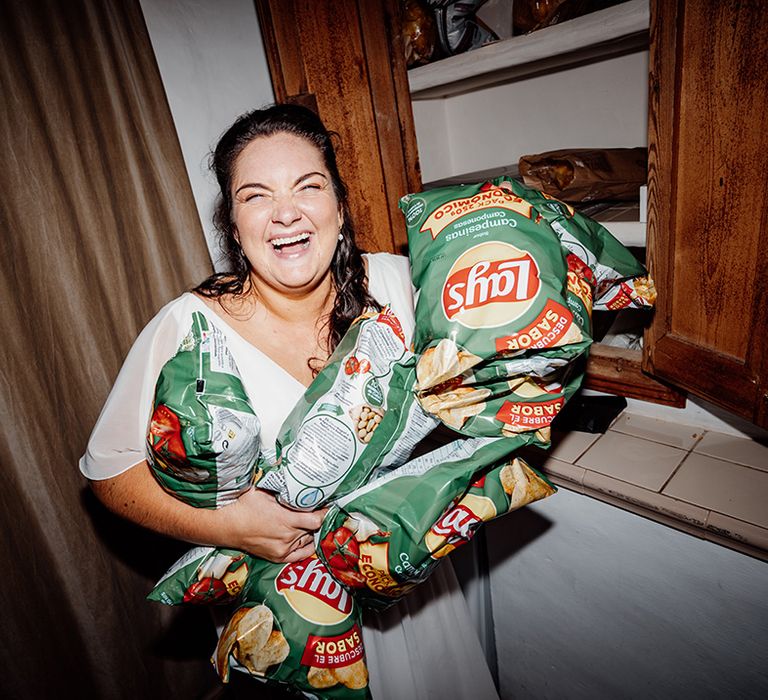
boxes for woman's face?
[231,132,342,297]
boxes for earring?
[338,232,343,242]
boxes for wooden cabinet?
[254,0,767,428]
[644,0,768,428]
[254,0,416,255]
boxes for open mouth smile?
[270,232,312,253]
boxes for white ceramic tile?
[706,511,768,553]
[579,479,708,539]
[548,430,601,463]
[663,453,768,529]
[694,431,768,472]
[610,413,704,450]
[582,470,709,529]
[576,431,687,491]
[539,458,586,490]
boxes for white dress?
[80,252,499,700]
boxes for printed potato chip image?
[416,338,482,392]
[499,458,557,511]
[335,659,369,690]
[419,386,490,430]
[214,604,284,681]
[633,276,657,305]
[238,629,290,675]
[307,665,337,689]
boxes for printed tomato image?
[344,356,360,375]
[183,576,228,603]
[357,358,371,374]
[320,527,360,571]
[149,404,186,460]
[331,568,367,589]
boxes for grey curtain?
[0,0,219,697]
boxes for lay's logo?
[442,242,541,329]
[275,558,353,625]
[424,494,497,559]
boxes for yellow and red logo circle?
[275,557,353,625]
[441,242,541,329]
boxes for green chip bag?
[401,182,592,387]
[316,434,554,609]
[399,178,655,440]
[214,556,371,699]
[258,307,438,510]
[147,311,260,508]
[150,546,371,699]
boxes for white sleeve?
[365,252,416,347]
[79,296,192,480]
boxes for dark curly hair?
[194,104,380,361]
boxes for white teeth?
[271,233,310,248]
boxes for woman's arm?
[90,461,325,563]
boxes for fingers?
[285,506,328,531]
[284,542,316,563]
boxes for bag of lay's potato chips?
[147,311,261,508]
[258,307,438,510]
[315,433,554,610]
[399,178,655,441]
[399,182,592,441]
[418,359,585,438]
[149,547,371,699]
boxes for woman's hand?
[89,461,326,563]
[220,487,327,563]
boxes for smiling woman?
[231,134,343,297]
[80,103,498,699]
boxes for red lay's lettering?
[441,242,542,329]
[430,504,481,540]
[275,558,353,624]
[443,257,539,318]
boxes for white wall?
[487,488,768,699]
[139,0,275,270]
[413,51,649,184]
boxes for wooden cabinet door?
[644,0,768,428]
[254,0,420,255]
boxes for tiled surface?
[536,414,768,561]
[548,430,601,463]
[582,471,709,528]
[538,457,586,491]
[706,511,768,551]
[693,431,768,472]
[610,413,704,450]
[663,453,768,529]
[576,431,687,491]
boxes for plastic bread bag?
[258,307,439,510]
[315,433,554,610]
[149,547,371,699]
[519,147,648,203]
[146,311,261,508]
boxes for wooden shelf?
[408,0,649,99]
